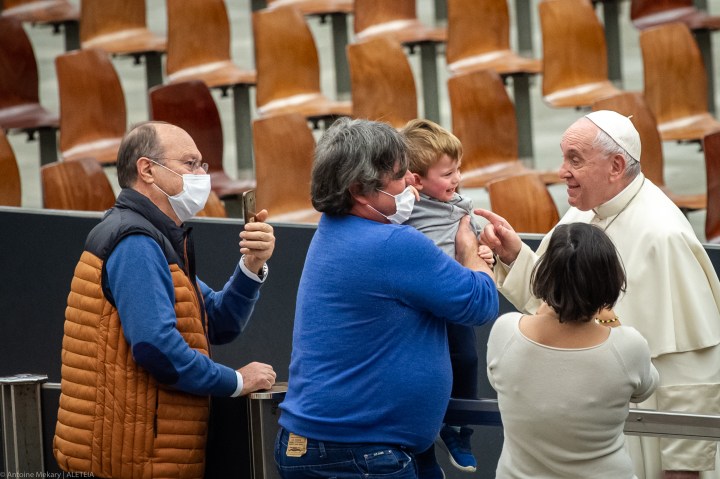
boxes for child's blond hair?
[400,119,463,176]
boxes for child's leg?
[441,323,478,472]
[447,323,478,400]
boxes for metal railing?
[2,374,720,478]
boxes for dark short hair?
[116,121,166,188]
[311,117,408,215]
[531,223,626,323]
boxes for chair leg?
[694,30,716,115]
[419,43,440,124]
[63,20,80,52]
[232,84,254,175]
[330,13,351,98]
[600,0,623,87]
[143,51,164,89]
[38,128,58,166]
[513,74,535,165]
[515,0,534,56]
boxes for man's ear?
[136,157,155,185]
[609,153,626,181]
[412,172,424,191]
[349,182,369,205]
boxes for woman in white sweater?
[487,222,659,478]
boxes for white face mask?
[367,186,416,224]
[151,160,211,223]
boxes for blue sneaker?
[439,425,477,472]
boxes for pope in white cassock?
[477,110,720,479]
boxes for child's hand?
[478,244,495,267]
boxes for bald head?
[116,121,195,188]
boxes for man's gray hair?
[592,128,641,179]
[311,117,408,215]
[116,121,167,188]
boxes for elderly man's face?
[559,119,616,211]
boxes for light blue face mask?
[367,186,416,224]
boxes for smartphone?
[242,189,256,224]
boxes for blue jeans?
[274,427,418,479]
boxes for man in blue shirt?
[275,118,499,479]
[54,121,276,478]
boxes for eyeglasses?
[147,157,209,173]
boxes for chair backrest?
[41,157,116,211]
[80,0,149,44]
[631,0,695,22]
[196,191,227,218]
[487,173,559,234]
[0,16,41,113]
[252,113,315,217]
[353,0,417,35]
[0,131,21,206]
[591,92,664,187]
[148,81,224,175]
[347,37,417,128]
[166,0,232,77]
[55,48,126,164]
[539,0,609,98]
[448,69,518,169]
[252,6,322,109]
[639,22,708,127]
[703,131,720,243]
[1,0,78,23]
[446,0,512,63]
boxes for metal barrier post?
[248,383,287,479]
[0,374,48,474]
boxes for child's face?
[416,154,461,202]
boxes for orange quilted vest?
[54,250,211,479]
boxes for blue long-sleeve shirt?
[279,214,499,452]
[106,234,262,397]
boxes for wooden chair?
[446,0,542,159]
[631,0,720,31]
[347,37,417,129]
[0,130,21,207]
[446,0,541,77]
[631,0,720,111]
[196,191,228,218]
[353,0,445,45]
[538,0,623,109]
[639,22,720,142]
[592,92,706,212]
[448,69,561,188]
[1,0,79,50]
[55,48,126,165]
[487,173,560,234]
[80,0,165,88]
[41,157,116,211]
[265,0,353,16]
[703,131,720,243]
[166,0,257,172]
[0,16,59,166]
[148,80,256,199]
[252,113,321,223]
[352,0,446,122]
[252,5,351,124]
[264,0,354,95]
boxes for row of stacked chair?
[1,0,719,240]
